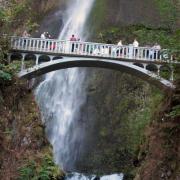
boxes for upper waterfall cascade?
[35,0,97,173]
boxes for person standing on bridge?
[153,43,161,60]
[133,39,139,48]
[133,38,139,57]
[22,30,30,37]
[45,32,52,39]
[22,30,30,47]
[40,32,46,39]
[40,32,46,49]
[117,40,123,57]
[70,34,77,52]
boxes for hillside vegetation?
[0,0,65,179]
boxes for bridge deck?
[10,37,177,64]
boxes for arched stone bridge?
[9,36,179,90]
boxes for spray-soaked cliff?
[88,0,179,34]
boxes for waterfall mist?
[35,0,95,171]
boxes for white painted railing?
[10,36,164,61]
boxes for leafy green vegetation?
[87,0,107,31]
[168,105,180,118]
[18,155,64,180]
[154,0,178,29]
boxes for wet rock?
[161,172,165,178]
[167,170,172,177]
[21,136,31,146]
[133,158,140,167]
[93,176,100,180]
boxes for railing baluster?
[144,49,147,59]
[62,41,65,53]
[18,38,20,49]
[54,41,57,52]
[155,50,158,60]
[28,39,30,50]
[32,39,35,51]
[40,40,43,51]
[37,39,39,51]
[57,41,61,53]
[88,44,90,55]
[25,38,28,50]
[47,40,50,52]
[122,47,125,58]
[75,42,79,54]
[84,43,87,55]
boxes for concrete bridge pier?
[157,65,161,77]
[143,63,147,69]
[49,55,54,62]
[35,54,40,65]
[21,53,26,70]
[170,65,174,81]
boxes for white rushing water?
[35,0,95,170]
[65,173,123,180]
[35,0,123,179]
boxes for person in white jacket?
[133,39,139,47]
[40,32,46,39]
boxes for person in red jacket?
[70,34,77,52]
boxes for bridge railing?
[10,36,165,61]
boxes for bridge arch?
[159,65,172,80]
[18,57,175,91]
[25,54,36,61]
[39,55,51,64]
[146,64,158,72]
[10,52,22,61]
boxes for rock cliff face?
[69,0,179,177]
[71,68,163,177]
[88,0,179,34]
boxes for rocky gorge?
[0,0,179,179]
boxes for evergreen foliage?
[18,155,64,180]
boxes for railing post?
[21,53,26,71]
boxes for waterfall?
[35,0,124,179]
[35,0,95,171]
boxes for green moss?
[154,0,178,29]
[18,145,65,180]
[87,0,108,34]
[18,154,64,180]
